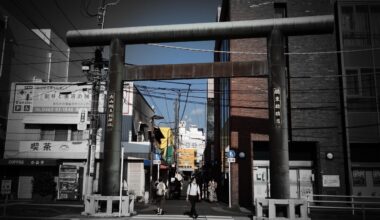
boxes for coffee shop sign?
[19,141,86,153]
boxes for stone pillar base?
[254,198,310,220]
[82,195,135,217]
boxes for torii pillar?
[67,15,334,201]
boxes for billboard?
[13,83,106,113]
[177,148,195,171]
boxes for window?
[71,129,84,141]
[346,69,359,95]
[352,169,366,186]
[346,68,375,97]
[40,125,55,141]
[370,6,380,46]
[40,125,68,141]
[341,5,371,48]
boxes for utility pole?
[85,0,107,196]
[174,92,180,171]
[85,49,103,195]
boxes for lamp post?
[149,114,164,203]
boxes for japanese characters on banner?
[13,83,105,113]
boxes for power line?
[147,43,380,56]
[12,1,70,59]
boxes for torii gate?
[67,15,334,202]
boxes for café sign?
[19,141,87,153]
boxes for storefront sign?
[177,148,195,171]
[0,159,57,166]
[19,141,87,153]
[322,175,340,187]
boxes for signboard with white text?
[122,82,133,116]
[322,175,340,187]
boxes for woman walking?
[208,178,218,202]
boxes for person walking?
[186,177,201,218]
[155,178,167,215]
[208,178,218,202]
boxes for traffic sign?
[153,160,161,165]
[228,158,236,163]
[154,153,161,160]
[228,150,236,158]
[1,180,11,195]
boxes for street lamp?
[149,114,164,203]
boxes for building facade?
[0,5,72,170]
[178,121,206,172]
[2,82,154,200]
[209,0,380,208]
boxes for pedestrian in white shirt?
[186,177,201,218]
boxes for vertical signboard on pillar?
[273,88,281,127]
[122,82,133,116]
[107,92,115,128]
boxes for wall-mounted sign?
[322,175,340,187]
[122,82,133,116]
[1,180,11,195]
[19,141,87,153]
[13,83,105,113]
[77,108,88,131]
[273,88,281,127]
[0,159,57,166]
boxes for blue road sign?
[228,150,236,158]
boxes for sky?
[2,0,223,130]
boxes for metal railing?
[307,194,380,218]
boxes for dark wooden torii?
[66,14,334,201]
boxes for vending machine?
[58,164,83,200]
